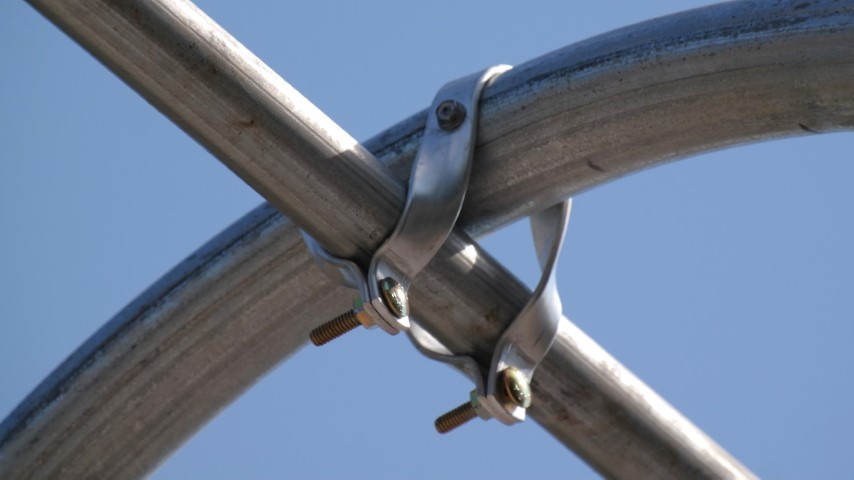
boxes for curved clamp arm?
[409,200,571,426]
[303,65,512,335]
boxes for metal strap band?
[303,65,512,335]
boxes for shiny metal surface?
[301,231,382,332]
[302,232,404,334]
[4,0,853,478]
[486,200,570,424]
[368,0,854,237]
[301,231,366,293]
[367,65,510,331]
[305,66,510,335]
[0,206,345,478]
[411,200,570,426]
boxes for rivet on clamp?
[303,65,512,346]
[409,199,571,433]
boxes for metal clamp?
[304,65,512,344]
[410,200,571,431]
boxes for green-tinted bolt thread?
[434,402,477,434]
[309,310,361,346]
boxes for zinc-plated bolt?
[309,277,408,346]
[379,277,408,318]
[309,310,363,346]
[435,100,466,131]
[435,398,478,434]
[434,368,532,434]
[499,366,532,409]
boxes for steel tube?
[4,0,853,478]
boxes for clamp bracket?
[303,65,512,337]
[410,199,571,427]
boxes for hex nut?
[351,297,375,327]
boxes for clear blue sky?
[1,1,852,478]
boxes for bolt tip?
[309,311,361,346]
[434,402,477,434]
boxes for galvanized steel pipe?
[3,0,853,478]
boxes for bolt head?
[379,277,408,318]
[500,367,532,409]
[435,100,466,131]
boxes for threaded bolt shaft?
[310,311,361,346]
[434,401,477,434]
